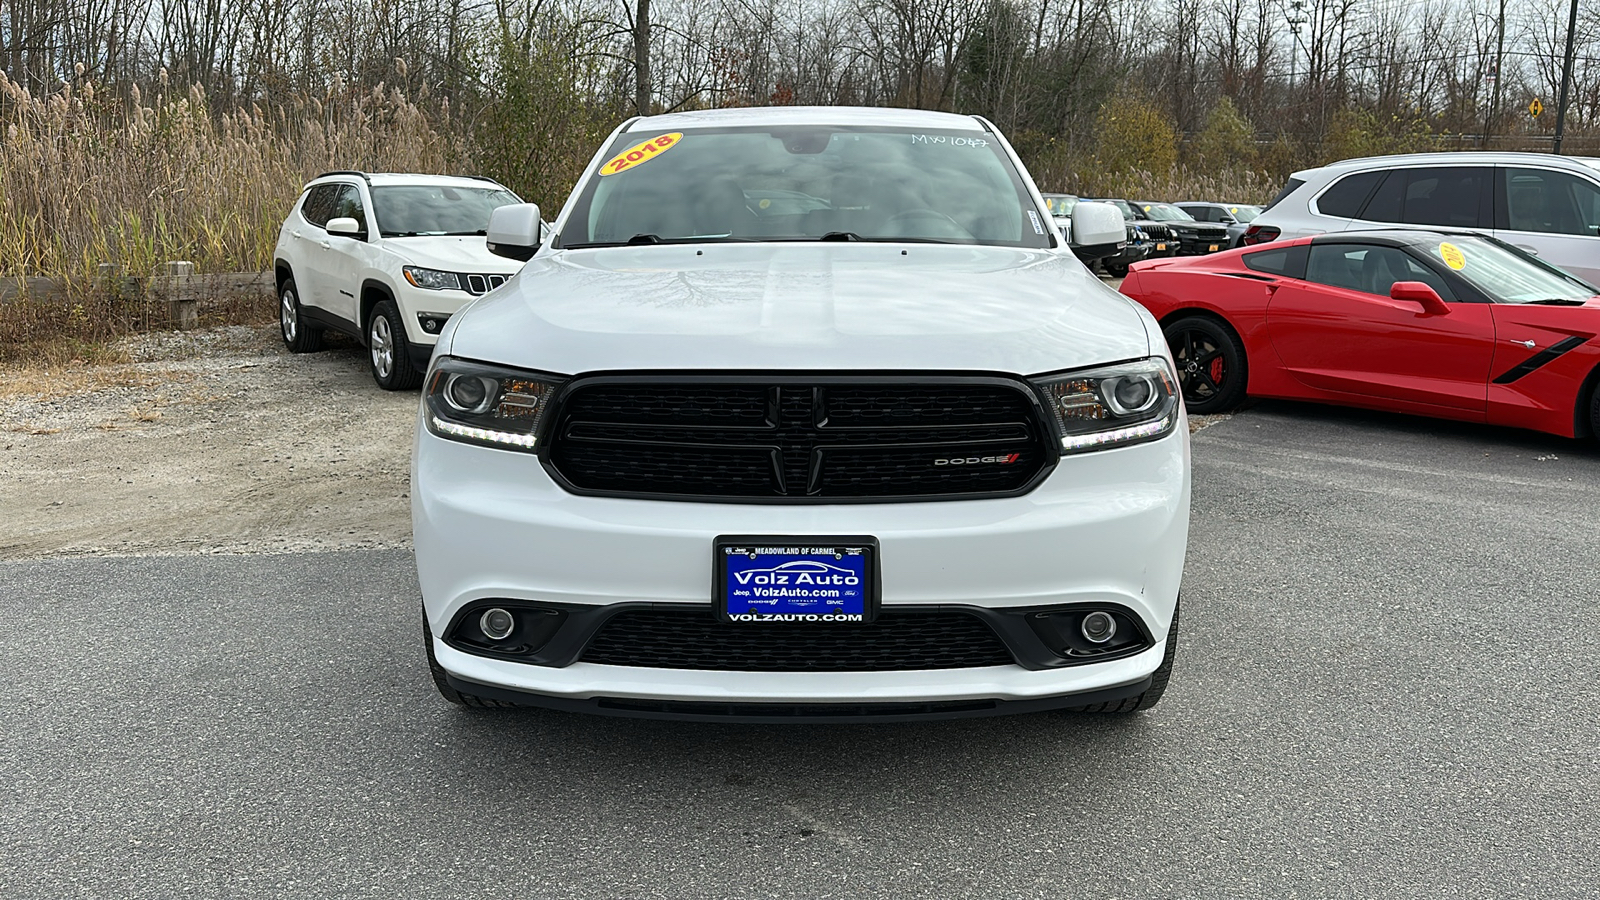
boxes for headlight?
[424,357,563,452]
[1031,358,1179,453]
[403,266,463,291]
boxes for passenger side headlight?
[424,357,564,452]
[1031,358,1179,453]
[403,266,463,291]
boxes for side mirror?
[1069,201,1125,250]
[1391,281,1450,316]
[327,217,361,236]
[487,203,542,261]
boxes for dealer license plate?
[716,536,878,624]
[1156,243,1166,251]
[1208,243,1219,252]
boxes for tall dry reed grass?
[0,74,464,357]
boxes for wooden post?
[161,260,198,329]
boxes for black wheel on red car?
[1588,377,1600,445]
[1163,316,1247,414]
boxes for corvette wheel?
[1163,316,1247,414]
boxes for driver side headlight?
[1031,358,1179,453]
[424,357,564,452]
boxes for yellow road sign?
[1530,98,1544,118]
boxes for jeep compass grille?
[545,377,1052,500]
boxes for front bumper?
[413,418,1189,713]
[1173,231,1230,255]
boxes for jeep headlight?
[424,357,563,452]
[1031,358,1178,453]
[403,266,463,291]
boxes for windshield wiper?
[627,233,662,245]
[1524,297,1587,305]
[820,231,861,242]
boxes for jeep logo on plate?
[933,453,1021,467]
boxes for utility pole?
[1483,0,1506,148]
[1287,1,1307,91]
[1553,0,1578,154]
[634,0,652,117]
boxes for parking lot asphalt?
[3,400,1597,899]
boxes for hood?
[446,243,1150,375]
[382,235,523,273]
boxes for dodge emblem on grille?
[933,453,1021,466]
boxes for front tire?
[367,299,422,391]
[279,277,324,353]
[1070,602,1181,714]
[1103,260,1130,278]
[424,612,516,708]
[1163,315,1247,414]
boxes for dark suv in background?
[1131,202,1230,255]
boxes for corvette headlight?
[403,266,463,291]
[1031,358,1179,453]
[424,357,563,452]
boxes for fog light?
[480,607,515,640]
[1081,611,1117,644]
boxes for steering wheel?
[882,208,972,240]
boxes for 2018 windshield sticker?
[910,134,989,147]
[1438,242,1466,270]
[599,132,682,176]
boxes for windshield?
[1228,205,1262,223]
[1100,199,1137,220]
[1424,236,1596,303]
[372,185,519,236]
[1140,203,1195,222]
[562,126,1051,249]
[1042,194,1078,217]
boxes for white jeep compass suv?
[273,172,526,389]
[413,107,1190,722]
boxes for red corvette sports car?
[1120,230,1600,442]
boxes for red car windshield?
[1422,236,1596,304]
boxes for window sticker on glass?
[1028,210,1044,234]
[1437,242,1466,270]
[909,134,989,147]
[599,133,683,176]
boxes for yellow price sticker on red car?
[599,133,682,176]
[1438,242,1466,270]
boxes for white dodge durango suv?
[273,172,526,389]
[413,107,1190,722]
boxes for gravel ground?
[0,326,415,559]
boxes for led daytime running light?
[429,415,540,449]
[1059,415,1171,451]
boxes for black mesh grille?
[581,608,1015,671]
[546,378,1051,500]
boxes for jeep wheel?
[279,277,324,353]
[368,299,423,391]
[1102,260,1130,278]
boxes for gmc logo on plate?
[933,453,1021,467]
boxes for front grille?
[580,608,1016,671]
[464,273,508,295]
[1142,224,1173,241]
[546,377,1051,500]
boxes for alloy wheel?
[371,315,394,380]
